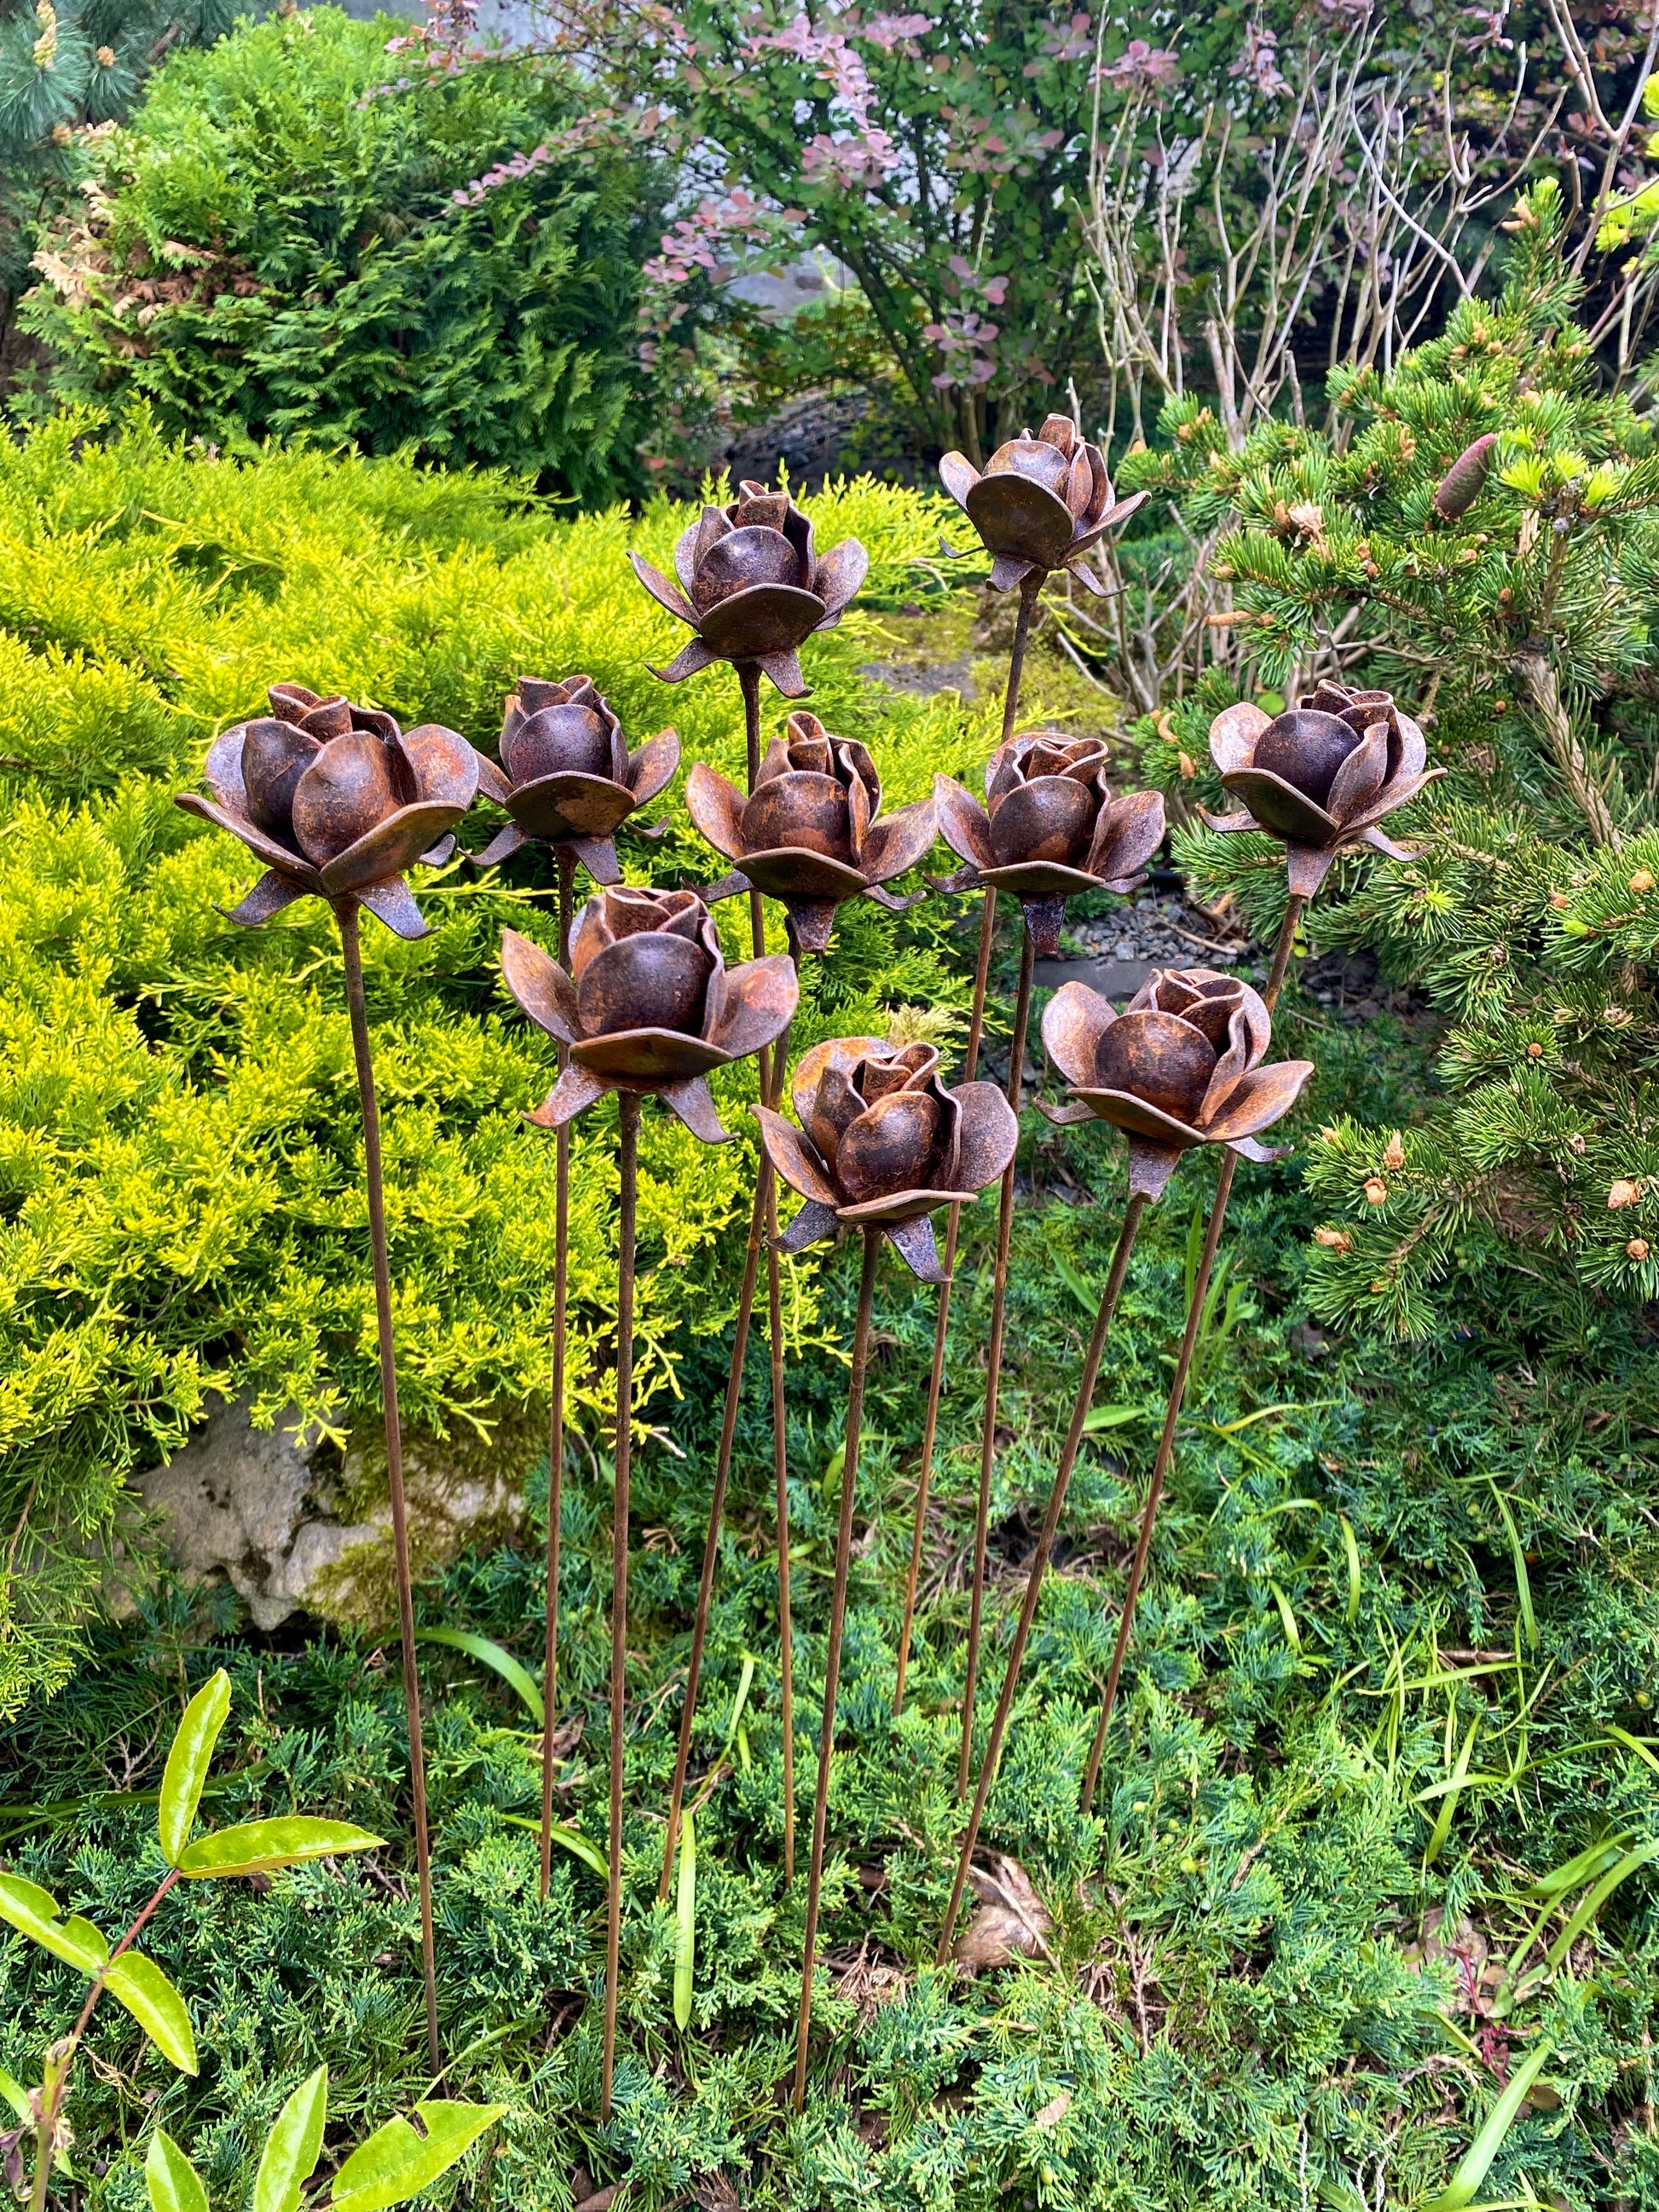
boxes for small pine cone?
[1433,433,1497,520]
[1608,1179,1641,1210]
[95,42,114,61]
[1363,1176,1389,1205]
[1630,1239,1651,1262]
[1382,1134,1405,1171]
[1525,1041,1543,1059]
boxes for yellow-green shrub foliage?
[0,411,991,1708]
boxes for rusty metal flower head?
[1205,680,1442,898]
[1040,967,1315,1198]
[686,710,938,953]
[500,887,796,1144]
[473,675,680,883]
[628,482,869,699]
[754,1037,1018,1280]
[934,735,1166,954]
[176,682,478,939]
[939,415,1147,595]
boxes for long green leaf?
[159,1671,232,1867]
[145,2131,209,2212]
[106,1953,199,2075]
[1487,1484,1538,1654]
[673,1807,696,2030]
[1053,1252,1099,1317]
[177,1818,382,1879]
[1422,2041,1552,2212]
[253,2065,328,2212]
[0,1874,109,1973]
[327,2101,505,2212]
[1517,1832,1635,1900]
[413,1631,542,1730]
[1081,1403,1143,1435]
[499,1816,607,1879]
[1542,1843,1655,1970]
[1339,1516,1361,1624]
[1425,1714,1481,1868]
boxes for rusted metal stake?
[540,846,576,1899]
[1001,569,1043,747]
[601,1087,640,2123]
[793,1225,882,2112]
[337,900,439,2074]
[894,885,996,1715]
[1079,892,1305,1811]
[938,1191,1148,1957]
[957,924,1035,1799]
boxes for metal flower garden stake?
[176,682,484,2071]
[934,967,1313,1955]
[630,484,868,1884]
[472,674,680,1897]
[500,887,796,2119]
[897,419,1148,1722]
[656,715,934,1898]
[755,1038,1017,2105]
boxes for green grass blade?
[413,1630,543,1729]
[500,1816,606,1879]
[1082,1404,1143,1435]
[1425,1713,1481,1867]
[1542,1843,1655,1970]
[673,1806,696,2030]
[1340,1516,1361,1623]
[1421,2040,1552,2212]
[1487,1483,1537,1654]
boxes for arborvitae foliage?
[1123,181,1659,1339]
[0,417,986,1709]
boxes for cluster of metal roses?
[176,415,1436,2112]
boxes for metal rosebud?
[500,887,797,1145]
[686,710,938,953]
[472,674,680,884]
[934,734,1166,954]
[176,681,478,939]
[628,481,870,699]
[1040,966,1315,1198]
[939,414,1147,595]
[754,1037,1018,1280]
[1204,679,1443,898]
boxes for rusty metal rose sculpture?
[1040,967,1314,1197]
[473,675,679,883]
[177,682,477,939]
[934,735,1166,954]
[939,415,1147,595]
[754,1037,1018,1281]
[628,482,869,698]
[500,887,796,1143]
[686,711,938,953]
[1204,681,1442,898]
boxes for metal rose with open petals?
[754,1037,1018,1281]
[176,681,478,939]
[934,734,1166,953]
[1040,967,1314,1197]
[939,414,1147,596]
[500,887,796,1144]
[686,710,938,953]
[472,674,680,884]
[628,482,869,699]
[1204,679,1442,898]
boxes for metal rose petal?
[1219,766,1338,846]
[701,584,827,661]
[704,952,799,1063]
[419,835,456,866]
[777,1198,840,1256]
[1095,1008,1215,1121]
[1208,701,1272,776]
[882,1215,947,1282]
[1227,1133,1289,1164]
[578,933,712,1040]
[1087,787,1166,881]
[1344,765,1445,834]
[1035,413,1077,454]
[934,776,997,871]
[741,848,868,901]
[268,681,324,724]
[1286,842,1342,899]
[629,550,699,628]
[317,800,470,894]
[1356,823,1420,862]
[1063,444,1096,524]
[837,1091,942,1203]
[683,506,731,590]
[835,1185,960,1224]
[473,821,529,869]
[1066,557,1110,597]
[1325,719,1390,825]
[296,696,353,740]
[1042,979,1117,1089]
[473,748,512,806]
[1072,1087,1205,1149]
[650,638,721,684]
[1198,1004,1256,1122]
[754,649,811,697]
[504,705,613,784]
[1126,1138,1184,1200]
[690,527,803,612]
[807,1063,863,1169]
[1037,1097,1096,1125]
[754,1105,841,1206]
[791,1035,884,1129]
[660,1076,733,1144]
[949,1080,1018,1194]
[938,451,980,509]
[627,728,681,807]
[289,731,412,867]
[507,771,636,841]
[1394,710,1428,783]
[572,1028,728,1082]
[743,772,852,861]
[402,724,480,810]
[784,898,839,953]
[1201,1059,1315,1141]
[350,705,402,744]
[858,795,939,887]
[221,869,310,927]
[527,1063,607,1129]
[241,717,321,839]
[812,536,870,620]
[501,926,581,1043]
[1198,806,1262,835]
[1252,710,1358,808]
[685,763,749,862]
[965,473,1077,569]
[354,876,432,940]
[977,860,1100,901]
[988,552,1038,592]
[176,789,319,881]
[569,837,621,883]
[990,777,1095,869]
[203,723,251,811]
[1019,892,1067,956]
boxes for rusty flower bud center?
[576,933,713,1039]
[990,776,1095,868]
[240,717,321,840]
[837,1091,942,1202]
[690,527,801,612]
[1252,710,1364,807]
[290,731,416,865]
[1095,1010,1214,1120]
[986,436,1072,494]
[743,773,852,860]
[508,704,613,782]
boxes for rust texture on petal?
[938,413,1146,591]
[934,735,1165,919]
[1206,680,1441,865]
[475,673,680,869]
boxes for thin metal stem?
[337,900,439,2073]
[600,1089,639,2123]
[1078,892,1304,1811]
[937,1194,1147,1959]
[766,1018,795,1885]
[793,1226,882,2112]
[957,924,1035,1799]
[540,846,575,1900]
[895,887,997,1716]
[1002,571,1043,746]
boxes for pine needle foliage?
[1121,181,1659,1338]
